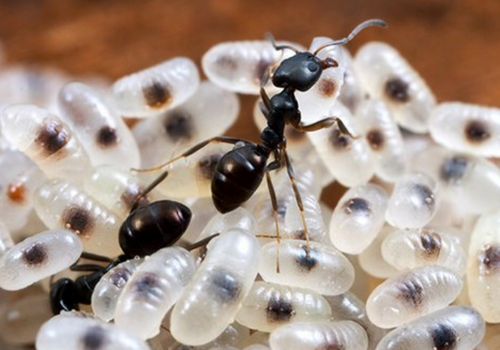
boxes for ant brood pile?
[0,18,496,350]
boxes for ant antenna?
[313,18,387,56]
[265,33,300,54]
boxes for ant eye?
[307,62,319,72]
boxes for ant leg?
[130,136,249,208]
[291,117,357,138]
[70,263,104,272]
[79,252,113,263]
[265,159,282,273]
[281,147,310,251]
[187,233,220,251]
[260,87,271,115]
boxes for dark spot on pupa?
[439,156,469,183]
[419,230,442,259]
[343,197,371,216]
[215,55,238,76]
[143,81,171,108]
[318,78,336,97]
[133,273,162,299]
[267,293,295,323]
[96,126,118,148]
[480,245,500,272]
[429,323,457,350]
[23,243,47,266]
[464,120,490,144]
[62,206,94,237]
[35,119,70,156]
[108,267,134,288]
[164,111,194,142]
[397,278,424,308]
[410,184,434,209]
[7,182,26,203]
[366,129,385,150]
[198,153,223,180]
[329,127,351,150]
[209,269,242,303]
[295,246,318,271]
[385,77,410,103]
[82,325,107,350]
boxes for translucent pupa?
[112,57,200,118]
[354,41,436,133]
[258,239,354,296]
[0,229,81,290]
[33,179,122,257]
[58,82,141,169]
[170,229,260,346]
[366,265,463,328]
[235,281,332,333]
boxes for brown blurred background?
[0,0,499,203]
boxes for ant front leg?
[131,136,249,209]
[291,116,357,138]
[281,146,311,251]
[265,159,283,273]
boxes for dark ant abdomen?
[212,143,269,213]
[119,200,192,257]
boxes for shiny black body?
[50,255,127,315]
[119,200,192,257]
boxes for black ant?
[132,19,386,263]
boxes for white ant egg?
[0,229,82,291]
[112,57,200,118]
[235,281,332,333]
[58,82,141,169]
[330,183,388,254]
[354,41,436,133]
[259,239,354,296]
[366,265,463,328]
[429,102,500,157]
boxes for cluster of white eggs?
[0,26,498,350]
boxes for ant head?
[272,52,324,92]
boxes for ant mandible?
[134,19,386,256]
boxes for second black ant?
[133,19,386,264]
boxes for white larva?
[269,320,368,350]
[171,229,260,346]
[375,306,485,350]
[58,82,141,169]
[467,209,500,322]
[91,258,143,322]
[0,220,13,257]
[112,57,200,118]
[307,102,375,187]
[0,104,91,182]
[338,47,364,112]
[202,40,301,95]
[295,37,345,125]
[133,81,239,168]
[356,99,406,182]
[381,227,467,276]
[412,145,500,215]
[36,313,151,350]
[33,179,122,257]
[0,229,82,290]
[198,207,257,242]
[330,183,388,254]
[235,281,332,333]
[354,41,436,133]
[258,240,354,296]
[366,265,463,328]
[114,247,196,339]
[324,292,386,350]
[429,102,500,157]
[358,225,399,279]
[385,171,439,229]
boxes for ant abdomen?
[211,143,269,213]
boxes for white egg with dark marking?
[112,57,199,118]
